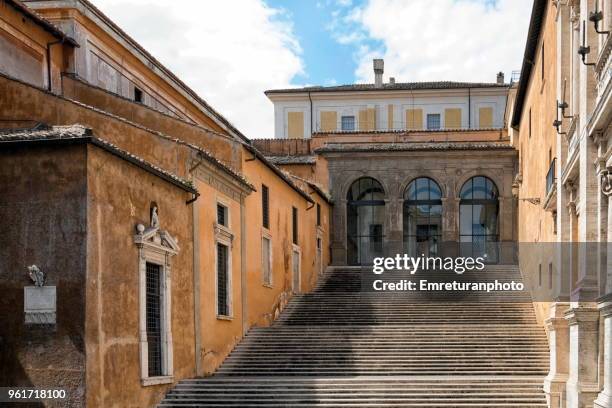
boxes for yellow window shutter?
[444,108,462,129]
[287,112,304,139]
[320,111,337,132]
[358,110,367,130]
[479,107,493,128]
[387,105,394,130]
[405,109,423,130]
[367,108,376,130]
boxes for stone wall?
[0,144,88,407]
[324,147,517,265]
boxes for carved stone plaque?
[24,286,56,324]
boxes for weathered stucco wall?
[24,1,233,133]
[0,0,71,93]
[85,144,195,408]
[0,74,195,180]
[513,2,558,325]
[62,75,242,169]
[0,144,87,407]
[194,177,245,375]
[242,158,331,328]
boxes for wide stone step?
[157,266,548,406]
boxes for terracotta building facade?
[0,1,330,406]
[1,0,611,407]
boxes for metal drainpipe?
[308,91,313,137]
[468,88,471,129]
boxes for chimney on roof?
[496,72,505,84]
[389,77,395,84]
[373,59,384,87]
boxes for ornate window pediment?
[134,224,180,255]
[133,207,179,386]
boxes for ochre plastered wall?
[514,2,558,324]
[27,4,230,131]
[242,158,331,329]
[194,179,245,375]
[0,0,72,92]
[61,75,242,169]
[0,74,194,179]
[85,144,195,408]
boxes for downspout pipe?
[468,88,471,129]
[308,91,313,137]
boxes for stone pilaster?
[544,302,570,408]
[331,198,346,265]
[564,305,600,408]
[594,299,612,408]
[384,197,403,258]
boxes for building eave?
[6,0,79,46]
[511,0,547,129]
[23,0,249,143]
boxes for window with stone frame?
[217,243,230,317]
[133,210,179,386]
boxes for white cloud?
[344,0,532,84]
[91,0,304,138]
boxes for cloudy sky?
[92,0,532,138]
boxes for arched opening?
[403,177,442,257]
[459,176,499,262]
[346,177,385,265]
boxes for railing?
[510,70,521,84]
[546,158,556,196]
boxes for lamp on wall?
[553,100,567,135]
[511,181,541,205]
[589,1,610,35]
[578,20,596,66]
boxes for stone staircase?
[159,265,549,407]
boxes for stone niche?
[24,286,56,325]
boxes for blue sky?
[93,0,532,137]
[267,0,381,86]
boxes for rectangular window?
[426,114,441,130]
[134,87,143,103]
[548,262,553,289]
[262,236,272,286]
[478,107,494,128]
[292,207,298,245]
[287,111,304,139]
[316,203,321,226]
[406,109,423,129]
[217,203,228,227]
[145,262,163,377]
[262,185,269,229]
[217,243,229,317]
[444,108,462,128]
[341,115,355,131]
[538,263,542,287]
[529,109,532,138]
